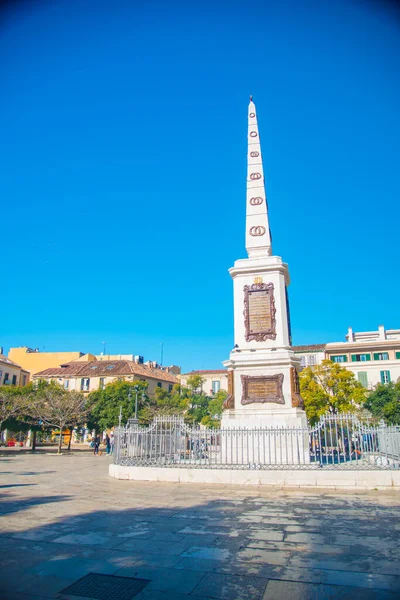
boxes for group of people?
[92,432,114,455]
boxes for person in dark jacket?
[94,435,101,455]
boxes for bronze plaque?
[244,283,276,342]
[241,374,284,405]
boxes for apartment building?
[293,326,400,389]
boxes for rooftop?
[33,360,178,383]
[292,344,326,353]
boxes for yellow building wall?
[8,348,83,375]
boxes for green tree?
[203,390,227,427]
[152,385,187,416]
[0,387,26,434]
[299,359,366,424]
[27,381,91,454]
[186,374,205,393]
[364,381,400,425]
[89,379,149,430]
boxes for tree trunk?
[58,426,63,454]
[67,427,73,451]
[31,430,37,452]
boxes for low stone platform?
[110,463,400,489]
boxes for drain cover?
[60,572,150,599]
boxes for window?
[396,352,400,360]
[157,382,162,388]
[80,378,90,391]
[380,371,391,384]
[299,356,306,367]
[358,372,368,388]
[351,354,371,362]
[374,353,389,361]
[99,378,105,390]
[0,370,2,379]
[168,384,173,393]
[4,372,9,384]
[91,365,98,370]
[22,375,27,386]
[331,355,347,363]
[307,354,317,366]
[212,380,221,394]
[64,380,69,390]
[12,375,17,385]
[106,365,115,370]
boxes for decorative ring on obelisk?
[250,173,261,180]
[249,131,258,137]
[249,112,256,118]
[250,151,259,157]
[250,197,263,205]
[249,226,266,236]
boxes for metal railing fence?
[113,414,400,470]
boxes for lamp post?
[127,385,140,426]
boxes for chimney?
[347,327,354,343]
[378,325,385,340]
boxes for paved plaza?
[1,453,400,599]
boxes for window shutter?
[366,354,371,361]
[351,355,357,362]
[387,371,391,383]
[358,372,368,387]
[373,353,380,360]
[380,371,385,384]
[396,352,400,360]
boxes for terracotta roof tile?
[0,354,22,367]
[292,344,326,352]
[33,360,178,383]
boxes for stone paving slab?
[1,453,400,599]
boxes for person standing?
[94,434,100,455]
[105,434,111,455]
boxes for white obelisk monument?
[221,97,307,432]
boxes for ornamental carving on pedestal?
[243,282,276,341]
[241,374,284,405]
[290,367,304,409]
[222,370,235,409]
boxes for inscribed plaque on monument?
[241,374,284,405]
[244,282,276,342]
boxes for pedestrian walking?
[105,434,111,455]
[94,434,100,455]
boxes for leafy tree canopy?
[364,381,400,425]
[89,379,149,431]
[299,359,367,424]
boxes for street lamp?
[133,385,140,421]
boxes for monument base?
[220,408,309,465]
[221,407,308,429]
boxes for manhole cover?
[60,572,150,599]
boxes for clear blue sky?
[1,0,399,372]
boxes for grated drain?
[60,572,150,599]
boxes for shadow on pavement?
[1,489,400,599]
